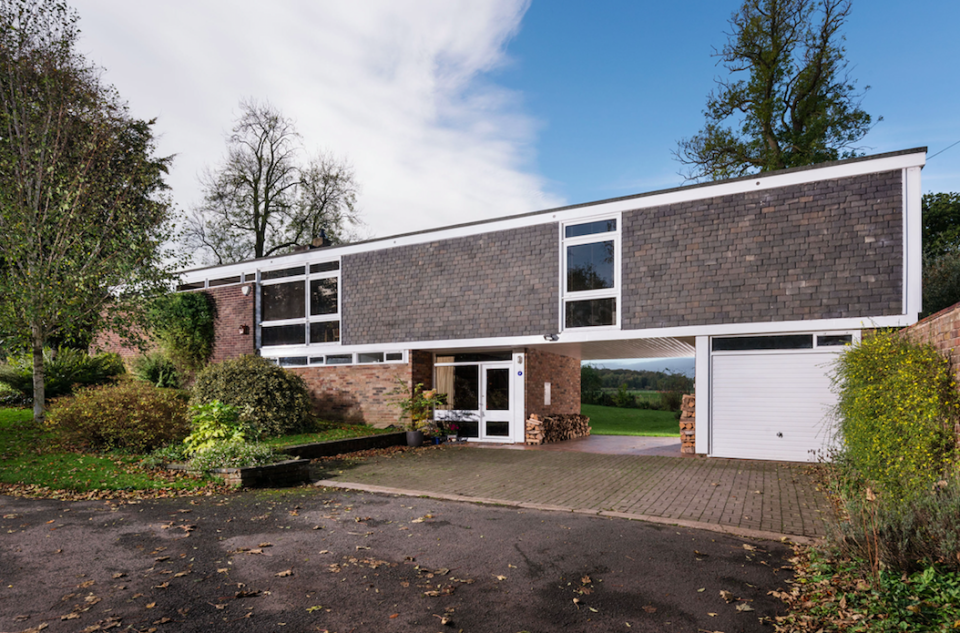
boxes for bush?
[183,401,248,454]
[0,347,125,398]
[148,292,216,372]
[191,355,311,437]
[189,441,287,471]
[832,331,959,498]
[132,353,181,389]
[48,379,190,453]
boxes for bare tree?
[185,100,360,264]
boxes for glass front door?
[435,359,513,441]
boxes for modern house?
[139,148,925,463]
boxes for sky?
[70,0,960,258]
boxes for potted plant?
[390,380,447,447]
[444,421,460,443]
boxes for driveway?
[315,445,832,542]
[1,487,796,633]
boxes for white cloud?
[70,0,561,246]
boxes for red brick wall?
[90,285,256,364]
[411,350,434,390]
[524,348,580,420]
[901,301,960,380]
[289,362,413,427]
[90,323,154,363]
[206,285,256,362]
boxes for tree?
[921,193,960,317]
[676,0,876,181]
[185,100,361,265]
[580,364,603,405]
[0,0,175,422]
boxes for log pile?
[680,394,696,454]
[525,413,591,445]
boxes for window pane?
[177,281,204,291]
[309,321,340,343]
[712,335,814,351]
[485,368,510,411]
[310,261,340,274]
[817,334,853,347]
[310,278,338,316]
[309,357,325,365]
[357,352,384,364]
[278,357,307,367]
[441,365,478,410]
[262,281,305,321]
[209,275,241,287]
[262,324,305,346]
[325,354,352,365]
[566,298,616,328]
[261,266,305,280]
[385,352,403,361]
[567,241,614,291]
[485,421,509,437]
[565,219,616,238]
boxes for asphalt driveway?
[315,445,832,542]
[1,486,796,633]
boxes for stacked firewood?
[525,413,591,445]
[680,394,696,454]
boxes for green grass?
[0,407,214,493]
[264,423,392,448]
[582,403,680,437]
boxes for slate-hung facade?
[172,149,925,462]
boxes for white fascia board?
[258,313,910,359]
[904,166,923,318]
[178,150,927,285]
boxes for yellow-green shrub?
[833,331,960,497]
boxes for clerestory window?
[259,260,341,347]
[562,218,619,329]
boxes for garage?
[710,333,854,462]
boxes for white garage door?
[711,348,841,462]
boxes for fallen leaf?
[494,575,506,581]
[720,590,736,603]
[642,605,656,613]
[707,612,718,617]
[389,613,399,619]
[735,603,755,613]
[154,556,170,562]
[61,613,81,620]
[152,617,172,625]
[694,550,709,557]
[275,569,293,578]
[318,550,330,554]
[154,582,169,589]
[356,545,370,551]
[742,544,757,552]
[146,603,156,609]
[174,571,191,578]
[697,588,705,592]
[217,568,229,574]
[112,573,126,579]
[581,575,592,585]
[258,542,272,548]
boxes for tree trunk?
[32,328,45,423]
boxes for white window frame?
[560,215,621,331]
[258,259,341,348]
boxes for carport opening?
[580,356,694,439]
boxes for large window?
[260,260,341,347]
[562,218,619,328]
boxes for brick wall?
[206,285,256,362]
[621,170,904,328]
[90,323,153,363]
[524,348,580,419]
[342,224,559,345]
[901,301,960,381]
[288,361,413,427]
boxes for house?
[115,148,926,462]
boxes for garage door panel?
[712,352,839,462]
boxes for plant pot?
[406,430,424,447]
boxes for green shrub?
[183,401,248,454]
[48,379,190,452]
[191,355,311,437]
[148,292,216,372]
[190,441,287,471]
[0,347,125,398]
[132,353,181,389]
[832,331,959,498]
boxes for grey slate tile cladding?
[620,170,903,329]
[342,224,559,344]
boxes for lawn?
[582,403,680,437]
[0,406,391,494]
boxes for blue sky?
[71,0,960,253]
[495,1,960,204]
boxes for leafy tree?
[922,192,960,259]
[184,100,361,264]
[0,0,175,422]
[580,364,603,405]
[676,0,876,181]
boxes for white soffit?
[538,337,696,361]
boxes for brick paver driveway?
[315,445,833,542]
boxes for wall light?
[238,325,250,336]
[543,333,559,342]
[241,285,251,296]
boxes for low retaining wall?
[208,459,311,488]
[281,431,407,459]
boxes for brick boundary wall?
[900,301,960,382]
[680,394,696,454]
[524,348,580,420]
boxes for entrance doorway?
[434,353,516,442]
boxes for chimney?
[311,229,332,249]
